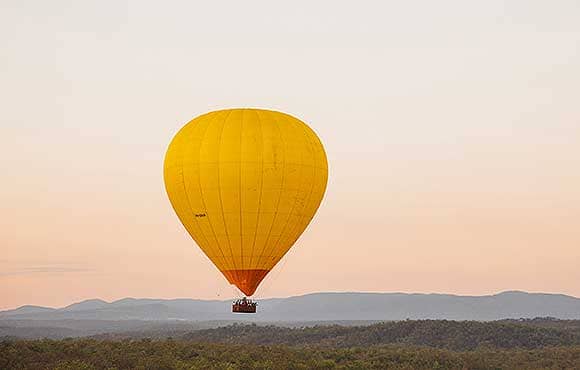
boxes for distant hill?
[63,299,109,312]
[1,291,579,322]
[0,305,55,316]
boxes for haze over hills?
[2,291,579,322]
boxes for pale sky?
[1,1,580,310]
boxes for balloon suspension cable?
[257,249,292,299]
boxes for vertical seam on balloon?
[271,117,318,267]
[296,127,322,239]
[195,112,234,273]
[215,110,239,284]
[255,110,286,271]
[284,125,319,257]
[248,110,264,270]
[264,114,308,267]
[238,109,244,270]
[178,118,214,264]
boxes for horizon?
[2,1,580,310]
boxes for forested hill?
[4,320,580,369]
[3,340,579,370]
[180,320,580,351]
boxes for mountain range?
[2,291,579,322]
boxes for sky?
[1,1,580,310]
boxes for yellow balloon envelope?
[164,109,328,296]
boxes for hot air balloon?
[164,108,328,312]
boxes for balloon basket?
[232,297,257,313]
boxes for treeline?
[1,339,579,369]
[181,320,580,351]
[501,318,580,336]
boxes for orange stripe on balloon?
[221,269,270,296]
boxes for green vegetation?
[1,339,579,370]
[181,321,580,350]
[2,320,580,369]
